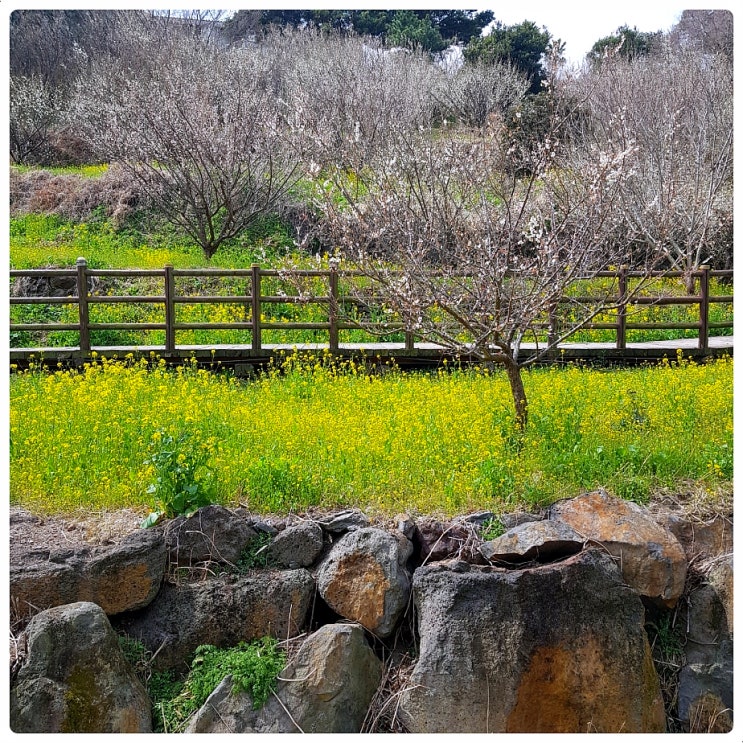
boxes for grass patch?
[12,163,110,178]
[9,352,732,517]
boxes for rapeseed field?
[9,351,732,517]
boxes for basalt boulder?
[398,549,666,733]
[266,521,325,568]
[317,527,413,638]
[10,524,166,619]
[479,520,584,564]
[164,505,259,567]
[549,489,687,607]
[10,601,151,733]
[114,569,315,671]
[677,554,733,732]
[186,623,383,733]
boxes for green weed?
[235,532,274,572]
[154,638,286,733]
[480,516,506,541]
[141,429,217,527]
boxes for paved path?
[10,336,733,369]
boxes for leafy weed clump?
[480,516,506,541]
[153,638,286,733]
[141,429,217,527]
[235,532,274,572]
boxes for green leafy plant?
[141,429,216,527]
[118,634,152,683]
[117,633,186,733]
[480,516,506,541]
[150,669,187,733]
[155,638,286,732]
[235,532,274,572]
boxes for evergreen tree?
[587,25,662,64]
[464,21,551,94]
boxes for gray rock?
[455,510,496,526]
[318,509,371,533]
[185,675,265,733]
[480,520,584,564]
[317,528,412,638]
[10,601,151,733]
[499,511,543,530]
[677,555,733,732]
[652,508,733,561]
[251,520,279,536]
[11,528,166,618]
[395,513,417,540]
[164,505,258,567]
[266,521,324,568]
[114,569,315,671]
[549,489,687,607]
[187,623,383,733]
[414,518,480,563]
[398,550,666,733]
[273,623,383,732]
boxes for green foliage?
[245,455,321,512]
[387,10,446,52]
[464,21,551,94]
[118,635,151,683]
[240,9,492,48]
[480,516,506,541]
[117,632,187,733]
[588,25,662,65]
[475,459,517,502]
[12,163,108,178]
[155,638,286,732]
[141,429,217,527]
[149,670,186,734]
[235,532,274,572]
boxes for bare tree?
[264,29,441,169]
[431,60,529,129]
[9,75,64,164]
[669,9,733,61]
[74,32,300,259]
[311,97,648,429]
[568,45,733,290]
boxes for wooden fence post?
[251,263,262,353]
[405,329,415,352]
[328,264,339,352]
[76,257,90,353]
[616,265,628,350]
[164,264,176,354]
[699,265,710,352]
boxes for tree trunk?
[684,270,696,295]
[500,354,528,431]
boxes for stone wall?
[9,490,733,733]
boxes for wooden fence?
[9,260,733,360]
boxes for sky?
[483,1,688,66]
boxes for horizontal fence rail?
[9,259,733,364]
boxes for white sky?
[484,1,687,66]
